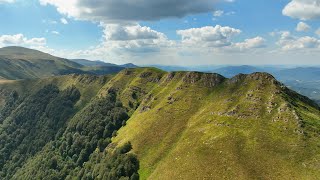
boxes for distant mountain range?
[70,59,138,68]
[274,67,320,82]
[0,46,137,80]
[208,65,320,81]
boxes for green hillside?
[0,46,125,80]
[113,70,320,179]
[0,46,86,80]
[0,68,320,179]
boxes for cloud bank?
[283,0,320,20]
[0,34,46,47]
[177,25,241,47]
[40,0,222,22]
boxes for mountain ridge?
[108,68,320,179]
[0,69,320,179]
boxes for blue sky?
[1,0,320,65]
[0,0,102,50]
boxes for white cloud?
[53,25,266,64]
[0,34,46,47]
[232,36,266,50]
[65,24,175,62]
[277,31,320,50]
[283,0,320,20]
[39,0,223,22]
[103,24,165,41]
[177,25,241,47]
[296,22,311,32]
[175,26,266,56]
[60,18,68,24]
[38,0,258,64]
[35,17,182,63]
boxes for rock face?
[165,72,176,82]
[247,72,277,81]
[228,73,247,84]
[123,69,133,75]
[182,72,226,87]
[202,73,226,87]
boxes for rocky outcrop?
[227,73,247,84]
[182,72,226,87]
[165,72,176,82]
[247,72,277,82]
[228,72,278,85]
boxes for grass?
[0,46,123,80]
[1,67,320,179]
[111,69,320,180]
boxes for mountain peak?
[0,46,47,54]
[247,72,277,80]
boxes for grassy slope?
[0,46,85,80]
[108,69,320,179]
[0,47,126,80]
[0,46,86,80]
[1,68,320,179]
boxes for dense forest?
[0,85,139,180]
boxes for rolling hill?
[0,46,127,80]
[0,46,86,80]
[0,68,320,179]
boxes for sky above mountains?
[0,0,320,65]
